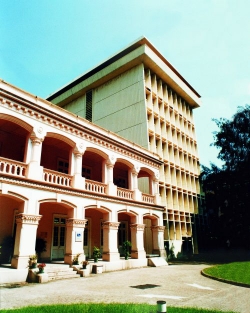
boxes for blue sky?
[1,0,249,167]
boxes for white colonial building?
[0,79,166,278]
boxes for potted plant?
[93,246,101,262]
[122,240,132,260]
[72,253,81,265]
[37,263,46,274]
[29,254,38,268]
[81,260,89,269]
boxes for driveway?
[0,264,249,313]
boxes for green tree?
[201,105,250,248]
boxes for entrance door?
[52,216,66,260]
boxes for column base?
[102,252,120,262]
[153,249,167,258]
[131,250,146,259]
[72,175,85,190]
[11,255,29,269]
[106,183,117,196]
[27,163,43,180]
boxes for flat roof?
[47,36,201,105]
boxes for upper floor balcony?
[0,108,161,205]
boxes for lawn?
[0,303,236,313]
[203,261,250,286]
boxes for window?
[114,177,127,188]
[57,159,69,174]
[86,90,92,122]
[82,166,91,179]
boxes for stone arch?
[82,148,108,183]
[143,213,160,255]
[37,199,76,262]
[0,114,32,162]
[84,205,112,258]
[113,158,134,189]
[0,193,26,263]
[0,113,33,132]
[138,167,155,195]
[41,132,75,174]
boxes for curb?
[201,270,250,288]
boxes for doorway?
[52,216,66,260]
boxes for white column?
[151,225,166,258]
[27,129,45,180]
[102,221,120,261]
[131,165,142,201]
[11,213,42,269]
[130,224,146,259]
[151,170,160,205]
[72,142,85,190]
[105,155,117,196]
[64,218,87,265]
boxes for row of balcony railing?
[0,157,155,204]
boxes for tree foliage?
[201,105,250,248]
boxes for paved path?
[0,264,249,312]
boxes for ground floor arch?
[0,194,25,264]
[143,214,166,257]
[37,201,75,262]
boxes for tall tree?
[201,105,250,248]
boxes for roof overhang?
[47,37,201,108]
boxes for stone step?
[148,257,168,267]
[44,264,80,281]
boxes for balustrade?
[117,187,133,200]
[0,157,156,204]
[0,157,26,177]
[85,179,106,194]
[43,169,72,187]
[142,193,155,204]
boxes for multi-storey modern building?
[48,37,205,256]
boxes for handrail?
[85,179,106,194]
[117,187,133,200]
[0,157,26,177]
[142,193,155,204]
[43,168,72,187]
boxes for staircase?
[46,264,80,281]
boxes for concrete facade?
[48,37,205,256]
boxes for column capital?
[153,170,160,181]
[151,225,165,232]
[66,218,87,228]
[30,135,44,145]
[132,164,140,175]
[31,126,46,141]
[74,141,86,155]
[15,213,42,225]
[130,223,145,231]
[106,154,116,166]
[102,221,120,230]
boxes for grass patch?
[0,303,235,313]
[203,261,250,285]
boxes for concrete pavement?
[0,263,249,312]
